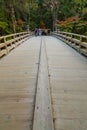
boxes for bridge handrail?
[0,31,32,58]
[53,31,87,56]
[57,31,87,38]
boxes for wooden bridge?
[0,32,87,130]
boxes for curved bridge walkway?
[0,36,87,130]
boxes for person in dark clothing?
[42,30,47,35]
[35,28,38,36]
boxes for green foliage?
[0,0,87,35]
[0,21,8,29]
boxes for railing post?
[4,36,8,54]
[79,36,82,52]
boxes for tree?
[0,0,87,35]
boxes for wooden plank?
[33,38,54,130]
[46,36,87,130]
[0,37,41,130]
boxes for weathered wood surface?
[33,38,54,130]
[0,37,41,130]
[0,32,31,58]
[53,32,87,56]
[45,36,87,130]
[0,36,87,130]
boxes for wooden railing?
[0,31,32,58]
[53,31,87,56]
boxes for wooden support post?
[4,37,8,54]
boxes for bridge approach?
[0,35,87,130]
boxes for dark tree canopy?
[0,0,87,35]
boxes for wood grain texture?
[33,37,54,130]
[45,36,87,130]
[0,37,41,130]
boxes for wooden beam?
[33,37,54,130]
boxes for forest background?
[0,0,87,35]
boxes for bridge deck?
[45,37,87,130]
[0,37,41,130]
[0,36,87,130]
